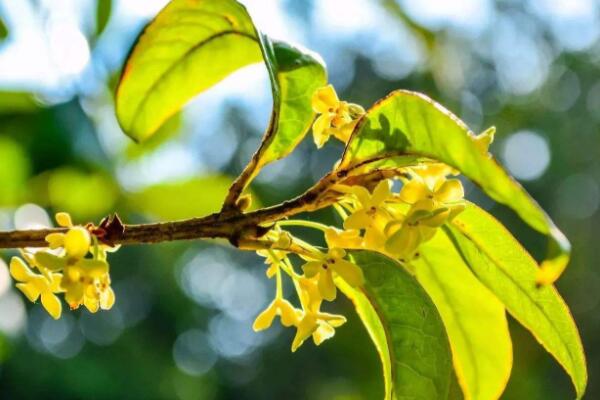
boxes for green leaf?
[251,38,326,169]
[341,90,569,284]
[412,231,513,400]
[127,175,259,220]
[95,0,112,37]
[123,112,182,160]
[116,0,263,142]
[338,251,456,400]
[446,203,587,398]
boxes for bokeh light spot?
[502,130,551,181]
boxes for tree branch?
[0,169,341,249]
[0,160,411,250]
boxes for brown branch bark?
[0,160,411,250]
[0,169,341,249]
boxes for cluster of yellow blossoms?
[9,212,116,319]
[311,84,365,148]
[253,162,466,351]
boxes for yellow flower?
[343,180,394,250]
[311,84,365,148]
[9,211,117,318]
[291,277,346,352]
[9,257,63,319]
[301,247,364,302]
[384,204,438,259]
[257,248,288,278]
[253,298,300,331]
[324,227,363,250]
[61,258,114,312]
[400,165,465,226]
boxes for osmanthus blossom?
[291,277,347,352]
[339,180,396,250]
[301,247,364,301]
[311,84,365,148]
[253,231,357,351]
[253,297,299,331]
[10,212,116,316]
[10,257,63,319]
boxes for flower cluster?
[253,228,363,352]
[334,164,465,260]
[253,163,466,351]
[9,212,116,319]
[311,84,365,148]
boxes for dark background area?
[0,0,598,398]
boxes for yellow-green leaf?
[127,175,258,220]
[338,251,456,400]
[116,0,262,142]
[115,0,326,183]
[341,90,569,284]
[412,231,513,400]
[253,38,327,169]
[446,203,587,398]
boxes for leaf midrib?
[446,223,583,392]
[127,29,257,133]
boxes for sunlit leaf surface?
[447,203,587,398]
[413,231,513,400]
[116,0,262,142]
[339,251,456,400]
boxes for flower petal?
[385,226,421,258]
[84,295,100,313]
[291,314,318,352]
[100,287,116,310]
[16,283,41,302]
[10,257,34,282]
[64,227,91,259]
[399,180,429,204]
[55,212,72,227]
[312,114,333,148]
[278,299,300,327]
[319,312,347,327]
[435,179,464,203]
[318,270,337,302]
[302,261,322,278]
[45,233,65,249]
[364,227,387,251]
[35,252,66,272]
[312,322,335,346]
[41,292,62,320]
[343,210,371,230]
[333,259,364,287]
[325,228,362,249]
[350,186,372,207]
[253,301,278,331]
[311,84,339,113]
[372,180,391,205]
